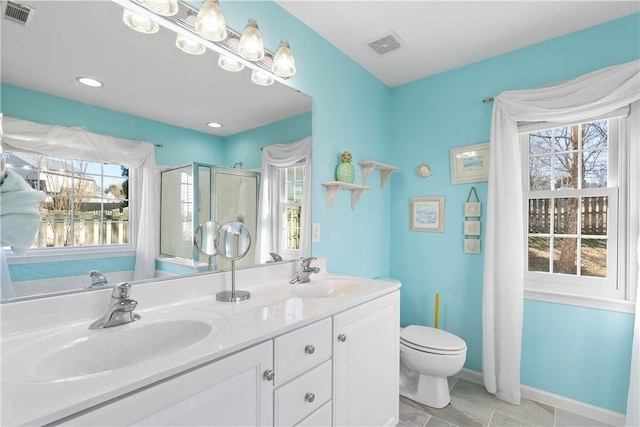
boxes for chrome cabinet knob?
[338,334,347,342]
[305,392,315,403]
[263,369,275,381]
[305,344,315,354]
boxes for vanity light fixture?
[122,8,159,34]
[77,77,104,88]
[195,0,227,42]
[217,37,244,72]
[238,19,265,62]
[176,10,205,55]
[140,0,178,16]
[272,40,296,78]
[207,122,223,128]
[251,69,274,86]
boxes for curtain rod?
[483,97,494,104]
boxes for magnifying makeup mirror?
[213,221,252,302]
[194,221,220,271]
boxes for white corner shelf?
[358,161,398,188]
[322,181,372,210]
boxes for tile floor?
[398,378,615,427]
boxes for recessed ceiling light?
[207,122,223,128]
[77,77,103,88]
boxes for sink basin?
[33,319,213,380]
[291,278,363,298]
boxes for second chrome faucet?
[290,257,320,284]
[89,282,141,329]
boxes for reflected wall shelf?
[358,161,398,188]
[322,181,372,210]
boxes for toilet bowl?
[399,325,467,409]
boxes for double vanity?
[1,259,400,426]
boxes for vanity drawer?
[274,360,332,427]
[274,317,331,385]
[295,401,332,427]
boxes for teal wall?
[388,14,639,413]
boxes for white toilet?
[399,325,467,408]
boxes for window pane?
[553,153,579,189]
[529,130,552,156]
[582,120,608,150]
[581,239,607,278]
[528,198,551,233]
[581,196,607,235]
[583,149,608,188]
[529,155,551,191]
[554,125,576,152]
[554,198,578,234]
[528,236,550,272]
[553,237,577,275]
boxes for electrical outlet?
[312,223,320,242]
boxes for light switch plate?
[312,223,320,242]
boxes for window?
[521,116,632,302]
[4,151,130,249]
[279,164,305,258]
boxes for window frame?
[2,150,136,258]
[520,116,636,311]
[277,163,305,260]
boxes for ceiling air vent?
[367,32,403,55]
[4,1,34,25]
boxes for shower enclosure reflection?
[160,163,258,273]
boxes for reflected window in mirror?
[3,151,131,249]
[280,164,305,259]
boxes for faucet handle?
[111,282,132,299]
[301,257,317,268]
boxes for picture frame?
[450,143,490,184]
[410,197,445,232]
[464,220,481,236]
[464,202,481,217]
[464,238,481,254]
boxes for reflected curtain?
[256,137,311,264]
[1,116,158,280]
[483,60,640,405]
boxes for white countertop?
[1,260,400,426]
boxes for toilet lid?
[400,325,466,354]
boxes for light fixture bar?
[112,0,285,82]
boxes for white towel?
[0,169,45,255]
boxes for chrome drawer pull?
[337,334,347,342]
[305,344,315,354]
[305,392,315,403]
[263,369,275,381]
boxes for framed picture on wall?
[410,196,445,232]
[450,143,490,184]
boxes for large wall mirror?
[0,0,312,301]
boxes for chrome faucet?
[89,282,141,329]
[290,257,320,284]
[87,270,108,289]
[269,252,283,262]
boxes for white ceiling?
[276,1,640,87]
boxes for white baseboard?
[456,368,625,426]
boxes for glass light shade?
[176,34,205,55]
[251,70,274,86]
[140,0,178,16]
[122,9,159,34]
[218,54,244,72]
[272,40,296,78]
[195,0,227,42]
[238,19,264,61]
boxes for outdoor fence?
[37,207,129,247]
[528,196,607,235]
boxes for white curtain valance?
[483,59,640,409]
[1,116,158,280]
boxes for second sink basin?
[32,319,214,380]
[291,278,363,298]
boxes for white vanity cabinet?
[333,291,400,427]
[58,341,274,426]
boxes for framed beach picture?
[450,143,490,184]
[410,197,445,232]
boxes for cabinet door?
[333,291,400,427]
[61,341,274,426]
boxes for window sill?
[524,288,635,313]
[4,246,136,265]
